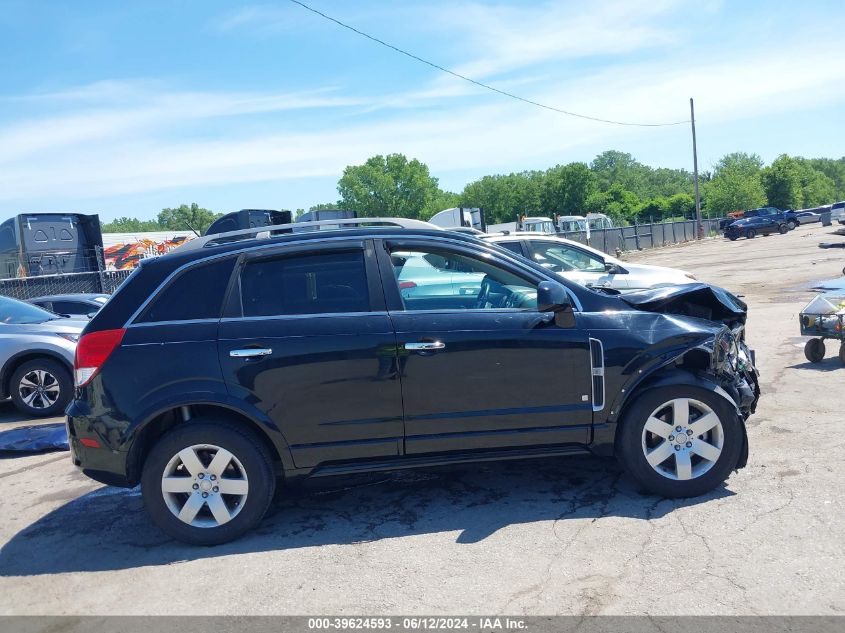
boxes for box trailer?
[0,213,103,279]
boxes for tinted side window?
[138,257,235,323]
[240,250,369,317]
[52,301,92,315]
[495,241,524,255]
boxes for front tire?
[778,224,788,234]
[141,419,276,545]
[617,386,743,498]
[804,338,825,363]
[10,358,72,417]
[787,219,798,230]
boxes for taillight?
[398,281,417,290]
[74,328,126,387]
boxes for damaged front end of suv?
[586,283,760,471]
[621,282,760,417]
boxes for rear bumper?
[66,400,133,487]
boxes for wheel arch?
[0,350,72,399]
[610,368,748,468]
[125,400,294,487]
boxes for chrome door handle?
[405,341,446,351]
[229,348,273,358]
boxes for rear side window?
[496,241,524,255]
[239,250,369,317]
[52,301,92,315]
[138,257,235,323]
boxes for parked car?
[67,218,759,545]
[482,233,696,292]
[795,211,822,224]
[831,201,845,225]
[724,217,788,240]
[0,296,83,416]
[720,207,798,231]
[29,293,109,318]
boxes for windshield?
[524,220,555,233]
[0,296,57,324]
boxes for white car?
[482,233,696,292]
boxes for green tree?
[761,155,803,209]
[423,189,461,219]
[794,159,837,207]
[541,163,596,216]
[637,197,670,221]
[101,217,162,233]
[806,157,845,200]
[459,171,544,223]
[309,202,341,211]
[337,154,440,219]
[713,152,764,177]
[666,193,696,219]
[157,203,221,234]
[702,167,766,217]
[585,184,640,224]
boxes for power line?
[288,0,690,128]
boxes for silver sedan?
[0,296,84,417]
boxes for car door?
[217,240,405,469]
[525,240,628,291]
[377,238,593,455]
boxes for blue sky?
[1,0,844,221]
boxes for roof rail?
[176,217,442,252]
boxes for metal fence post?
[634,221,641,250]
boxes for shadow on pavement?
[787,358,843,372]
[0,455,733,577]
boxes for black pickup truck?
[719,207,798,231]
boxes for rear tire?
[804,338,825,363]
[141,419,276,545]
[787,220,798,230]
[778,224,788,234]
[746,229,757,239]
[10,358,72,417]
[617,386,743,498]
[728,234,737,241]
[839,343,845,365]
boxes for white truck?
[487,216,557,234]
[557,215,587,232]
[427,207,486,232]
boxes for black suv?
[68,219,760,544]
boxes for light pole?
[690,98,702,238]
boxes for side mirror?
[605,262,626,274]
[537,281,571,312]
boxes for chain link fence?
[0,269,134,301]
[557,218,721,256]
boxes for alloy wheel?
[161,444,249,528]
[640,398,724,481]
[18,369,61,410]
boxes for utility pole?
[690,97,702,238]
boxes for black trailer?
[204,209,293,236]
[0,213,103,280]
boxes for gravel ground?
[1,222,843,616]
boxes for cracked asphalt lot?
[1,223,844,615]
